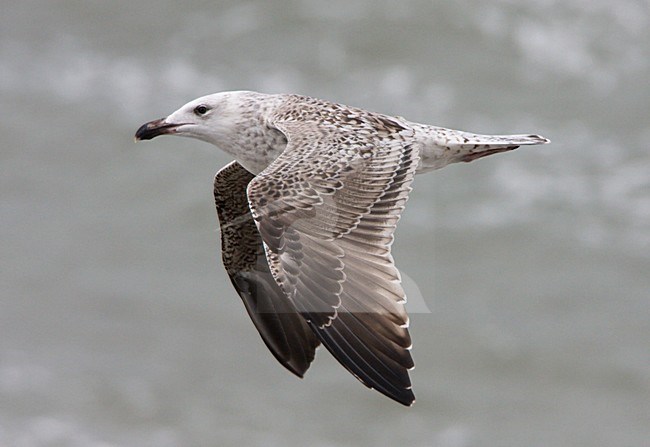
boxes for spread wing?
[247,99,420,405]
[214,161,320,378]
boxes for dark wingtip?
[395,390,416,407]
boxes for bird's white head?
[135,91,284,173]
[136,91,253,144]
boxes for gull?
[135,91,549,406]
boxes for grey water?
[1,1,649,446]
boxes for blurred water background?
[1,1,649,446]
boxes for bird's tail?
[452,133,550,162]
[415,125,550,172]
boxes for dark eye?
[194,105,210,116]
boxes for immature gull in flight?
[135,91,549,406]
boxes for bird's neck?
[211,93,288,175]
[216,122,288,175]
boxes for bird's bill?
[135,118,182,141]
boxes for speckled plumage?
[213,161,320,378]
[136,91,549,406]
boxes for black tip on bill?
[134,118,173,141]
